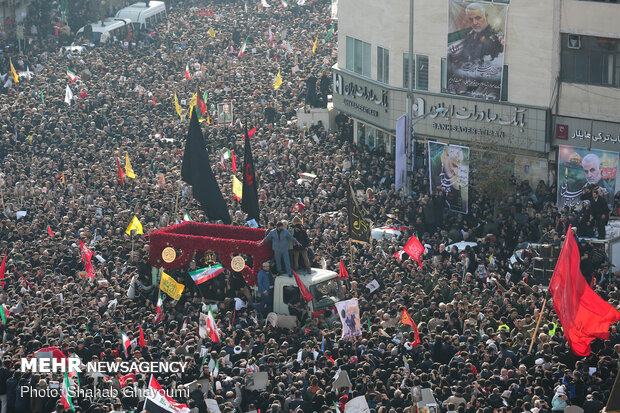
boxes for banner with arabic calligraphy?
[428,141,469,214]
[347,183,372,244]
[447,0,508,101]
[557,145,618,209]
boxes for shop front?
[410,93,551,187]
[332,67,407,155]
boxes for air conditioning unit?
[568,34,581,50]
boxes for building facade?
[332,0,620,191]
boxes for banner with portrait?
[447,0,508,101]
[347,182,372,243]
[428,142,470,214]
[335,298,362,339]
[557,145,618,209]
[217,102,234,125]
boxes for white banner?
[335,299,362,339]
[199,313,208,339]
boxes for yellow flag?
[160,272,185,300]
[274,69,283,90]
[232,176,243,201]
[312,35,318,54]
[188,93,197,118]
[125,153,136,178]
[125,216,143,235]
[174,92,184,119]
[208,28,216,38]
[9,58,19,83]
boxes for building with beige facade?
[332,0,620,190]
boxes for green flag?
[325,22,335,40]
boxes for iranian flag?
[0,304,8,324]
[67,69,79,82]
[154,292,163,324]
[237,37,248,58]
[185,63,191,80]
[212,359,219,377]
[143,375,190,413]
[280,0,287,7]
[206,309,220,343]
[61,371,75,411]
[190,264,225,285]
[121,330,132,358]
[221,150,236,172]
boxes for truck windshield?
[310,278,343,310]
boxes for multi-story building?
[332,0,620,190]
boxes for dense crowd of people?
[0,1,619,413]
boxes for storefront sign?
[333,72,388,108]
[552,116,620,151]
[412,95,548,152]
[569,129,620,144]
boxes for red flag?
[400,308,421,346]
[185,63,191,80]
[231,150,237,173]
[152,98,157,106]
[116,157,125,185]
[293,270,314,302]
[0,252,6,289]
[138,325,146,347]
[247,127,257,138]
[119,373,136,388]
[549,226,620,356]
[338,259,349,279]
[79,239,95,278]
[47,225,54,238]
[402,234,425,268]
[196,94,207,115]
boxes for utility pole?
[405,0,414,195]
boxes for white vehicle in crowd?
[76,18,132,44]
[272,268,344,315]
[115,1,167,31]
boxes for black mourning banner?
[347,183,372,244]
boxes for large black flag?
[347,183,372,244]
[181,111,232,224]
[241,125,260,222]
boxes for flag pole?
[173,179,181,222]
[527,296,548,354]
[131,229,136,264]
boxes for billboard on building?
[557,145,618,209]
[428,142,469,214]
[447,0,508,101]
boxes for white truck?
[272,268,344,315]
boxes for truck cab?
[272,269,344,315]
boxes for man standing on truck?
[257,261,273,314]
[260,221,300,276]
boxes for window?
[441,57,510,100]
[561,34,620,88]
[403,54,429,90]
[377,46,389,83]
[580,0,618,3]
[346,36,371,77]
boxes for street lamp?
[405,0,414,195]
